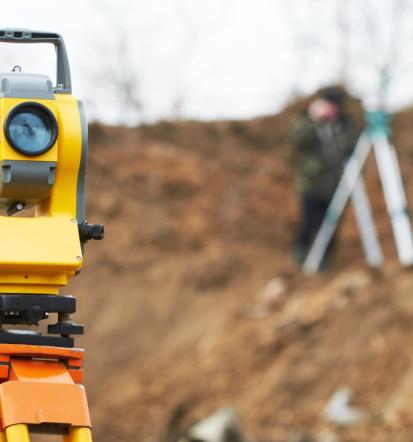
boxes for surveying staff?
[290,88,358,266]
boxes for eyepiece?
[5,102,58,156]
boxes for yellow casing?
[0,95,85,294]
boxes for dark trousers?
[295,194,335,264]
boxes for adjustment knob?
[78,221,104,243]
[24,304,44,323]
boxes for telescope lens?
[5,104,58,156]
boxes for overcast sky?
[1,0,413,124]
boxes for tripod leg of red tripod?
[63,426,92,441]
[4,424,30,441]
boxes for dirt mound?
[71,97,413,442]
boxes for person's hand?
[308,99,339,122]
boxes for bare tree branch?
[89,0,143,124]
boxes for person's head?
[308,87,345,123]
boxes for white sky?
[1,0,413,124]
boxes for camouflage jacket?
[290,115,358,201]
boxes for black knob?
[24,304,44,323]
[79,221,104,243]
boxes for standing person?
[290,87,358,266]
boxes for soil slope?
[69,99,413,442]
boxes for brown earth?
[66,97,413,441]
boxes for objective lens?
[5,103,58,156]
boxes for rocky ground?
[65,96,413,442]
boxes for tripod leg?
[64,427,92,442]
[5,424,30,442]
[302,132,372,274]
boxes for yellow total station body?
[0,31,100,295]
[0,29,102,441]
